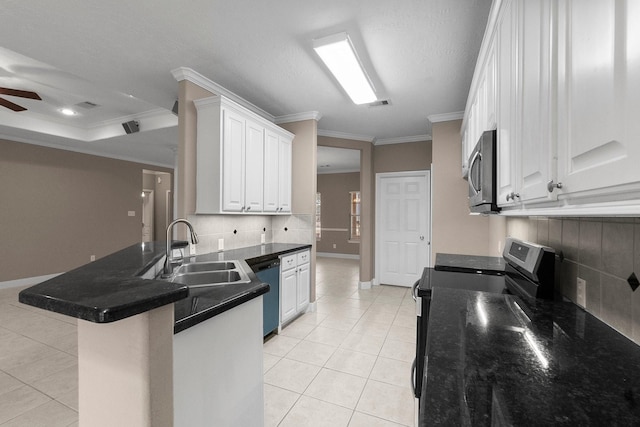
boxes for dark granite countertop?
[434,253,505,274]
[18,241,311,333]
[173,243,311,333]
[420,287,640,426]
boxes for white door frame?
[142,189,155,242]
[375,170,432,286]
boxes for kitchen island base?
[173,296,264,426]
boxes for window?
[315,192,322,239]
[349,191,360,241]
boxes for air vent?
[75,101,99,109]
[369,99,390,107]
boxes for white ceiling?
[0,0,492,168]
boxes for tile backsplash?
[506,217,640,345]
[187,213,315,254]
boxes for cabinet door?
[296,263,310,313]
[496,0,519,206]
[263,131,280,212]
[222,109,245,212]
[557,0,640,199]
[516,0,554,203]
[245,120,264,212]
[280,268,297,323]
[278,137,292,212]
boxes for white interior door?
[376,171,431,287]
[142,189,154,242]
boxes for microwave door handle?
[468,151,482,195]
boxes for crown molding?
[274,111,322,124]
[0,132,174,169]
[317,129,375,143]
[374,135,431,145]
[171,66,276,122]
[427,111,464,123]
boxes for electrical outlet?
[218,238,224,251]
[128,211,135,217]
[576,277,586,308]
[90,255,96,262]
[261,233,265,244]
[333,244,337,249]
[189,243,197,255]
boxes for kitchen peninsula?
[18,241,311,427]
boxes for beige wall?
[430,120,494,264]
[0,139,172,282]
[316,172,360,256]
[318,136,374,283]
[176,80,214,224]
[373,140,432,173]
[281,120,317,216]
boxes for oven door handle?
[411,357,417,397]
[411,279,420,302]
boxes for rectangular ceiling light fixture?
[313,32,377,105]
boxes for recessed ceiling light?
[60,108,77,116]
[313,32,377,105]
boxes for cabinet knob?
[547,180,563,193]
[506,192,520,202]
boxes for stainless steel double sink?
[162,260,251,287]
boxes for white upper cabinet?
[515,0,554,204]
[264,130,292,213]
[194,95,294,215]
[467,0,640,215]
[496,0,519,207]
[556,0,640,205]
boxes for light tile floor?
[0,256,416,426]
[264,257,416,427]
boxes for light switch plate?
[576,277,586,308]
[218,238,224,251]
[261,233,265,244]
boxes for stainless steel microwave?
[468,130,499,214]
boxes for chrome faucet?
[164,219,199,275]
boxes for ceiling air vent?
[369,99,390,107]
[75,101,99,109]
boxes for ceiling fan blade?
[0,97,27,112]
[0,87,42,100]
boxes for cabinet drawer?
[281,254,297,271]
[297,250,310,265]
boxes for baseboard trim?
[307,301,317,313]
[359,280,372,290]
[0,273,64,290]
[317,252,360,260]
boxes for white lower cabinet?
[280,249,310,324]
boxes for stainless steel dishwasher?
[252,257,280,337]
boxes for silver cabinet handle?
[506,192,520,202]
[547,180,563,193]
[419,236,425,241]
[246,206,251,211]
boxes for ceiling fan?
[0,86,41,112]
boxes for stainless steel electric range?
[411,238,557,412]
